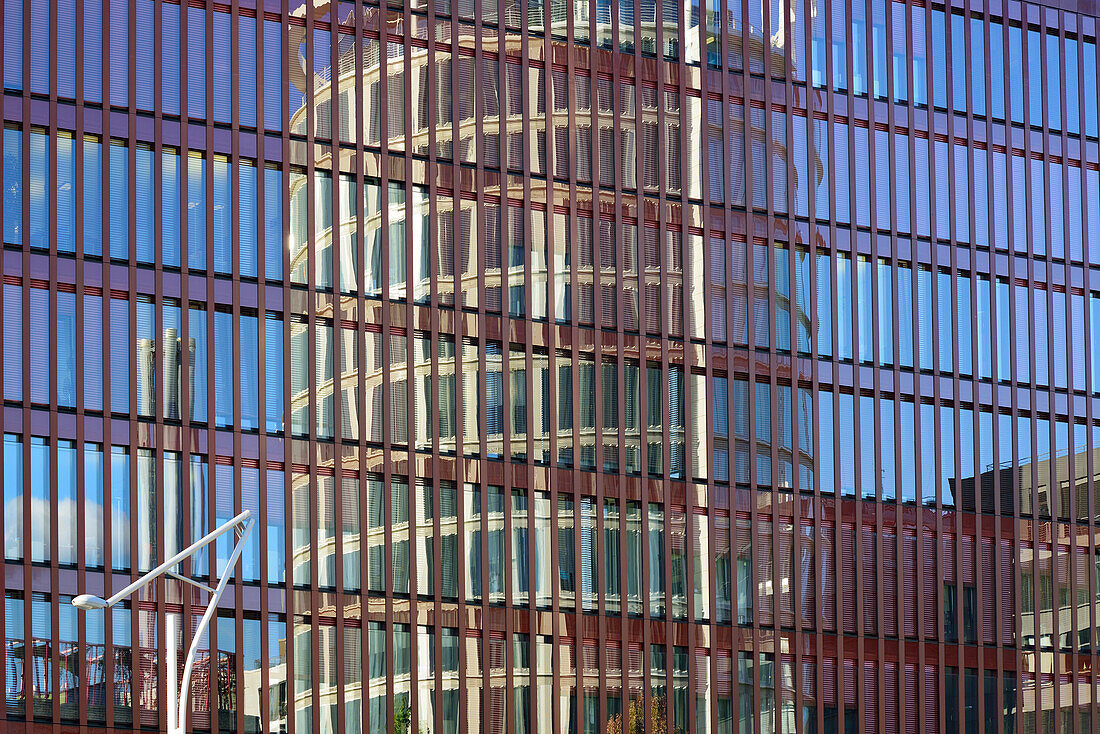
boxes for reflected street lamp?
[73,510,255,734]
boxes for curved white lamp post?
[72,509,255,734]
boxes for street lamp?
[72,509,255,734]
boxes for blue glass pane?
[57,0,76,98]
[84,0,102,103]
[239,161,258,278]
[239,16,258,127]
[187,153,206,270]
[135,0,154,110]
[241,314,259,431]
[3,434,22,560]
[162,149,181,267]
[970,18,985,118]
[56,135,75,253]
[189,307,208,423]
[989,21,1005,120]
[109,141,128,260]
[27,0,47,94]
[187,6,206,117]
[28,130,48,249]
[213,12,231,124]
[1028,29,1042,127]
[214,310,234,428]
[1046,33,1060,131]
[161,3,180,115]
[135,146,155,263]
[83,138,102,256]
[264,167,283,280]
[264,20,284,131]
[109,0,128,106]
[213,157,231,274]
[3,0,22,91]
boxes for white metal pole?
[167,610,179,734]
[70,510,255,734]
[103,510,254,608]
[177,517,254,734]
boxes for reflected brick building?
[2,0,1100,732]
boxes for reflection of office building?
[3,0,1095,732]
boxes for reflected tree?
[606,694,680,734]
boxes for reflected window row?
[11,0,1099,144]
[12,121,1100,344]
[11,429,1100,651]
[8,0,1100,147]
[2,434,285,582]
[1,127,284,276]
[815,387,1100,519]
[9,275,1100,501]
[2,585,1038,734]
[804,0,1099,140]
[0,282,281,432]
[797,253,1099,391]
[790,118,1100,261]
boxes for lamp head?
[72,594,108,610]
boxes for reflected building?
[2,0,1097,732]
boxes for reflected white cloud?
[4,496,130,567]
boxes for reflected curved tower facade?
[1,0,1095,732]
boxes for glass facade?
[1,0,1100,731]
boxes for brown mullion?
[514,26,536,728]
[787,0,814,730]
[354,11,374,734]
[327,8,349,729]
[174,4,200,727]
[228,2,247,729]
[1052,16,1075,727]
[630,0,655,718]
[498,30,517,732]
[900,3,920,728]
[840,0,861,725]
[856,0,879,725]
[914,4,935,732]
[1079,13,1100,728]
[0,0,10,719]
[782,0,807,727]
[252,8,273,732]
[422,31,445,724]
[541,2,562,720]
[1017,18,1042,734]
[452,108,469,734]
[203,6,221,728]
[473,2,495,721]
[278,6,296,734]
[882,0,904,724]
[758,0,788,720]
[303,6,325,734]
[574,30,595,734]
[442,19,465,734]
[944,9,964,727]
[402,6,421,732]
[17,6,31,717]
[808,230,823,734]
[652,0,673,722]
[562,62,580,734]
[568,151,585,734]
[963,9,986,734]
[740,10,761,724]
[46,39,61,725]
[375,2,396,725]
[73,36,95,729]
